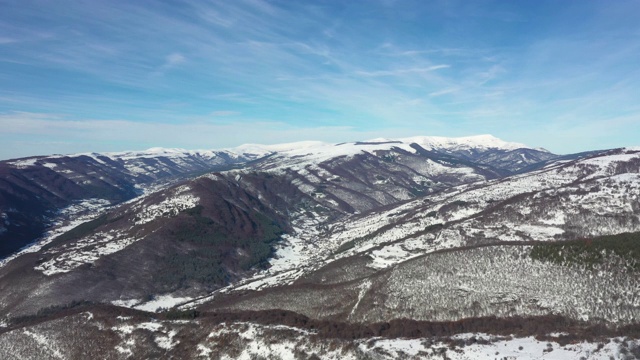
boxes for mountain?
[0,135,547,260]
[1,136,639,359]
[0,136,550,316]
[0,148,265,258]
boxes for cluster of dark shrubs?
[530,231,640,271]
[160,309,200,320]
[9,300,96,327]
[335,238,359,253]
[156,205,284,290]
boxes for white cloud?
[165,53,186,67]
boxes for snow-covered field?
[363,333,635,360]
[201,322,640,360]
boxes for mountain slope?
[195,147,640,327]
[0,135,556,318]
[0,148,264,258]
[0,173,305,318]
[0,135,539,260]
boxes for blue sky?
[1,0,639,159]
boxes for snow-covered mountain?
[399,134,529,150]
[0,135,553,259]
[5,146,261,175]
[1,136,639,359]
[233,134,557,176]
[0,135,546,314]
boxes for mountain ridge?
[0,134,554,260]
[2,134,541,164]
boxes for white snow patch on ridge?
[399,134,531,151]
[133,193,199,225]
[7,158,39,168]
[134,294,194,312]
[111,294,195,312]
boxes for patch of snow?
[268,234,307,273]
[368,244,421,269]
[539,212,566,225]
[133,294,194,312]
[441,333,626,360]
[137,322,163,332]
[364,338,426,357]
[357,333,634,359]
[111,324,135,335]
[349,280,371,318]
[197,344,212,357]
[133,194,199,225]
[112,299,141,308]
[8,158,39,168]
[115,344,133,357]
[154,330,179,350]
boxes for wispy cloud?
[0,37,17,44]
[355,65,450,77]
[209,110,239,117]
[429,88,459,97]
[153,52,186,76]
[164,53,186,67]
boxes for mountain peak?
[398,134,530,151]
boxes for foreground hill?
[1,304,639,359]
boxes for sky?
[1,0,639,160]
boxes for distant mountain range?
[0,135,554,258]
[0,135,638,359]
